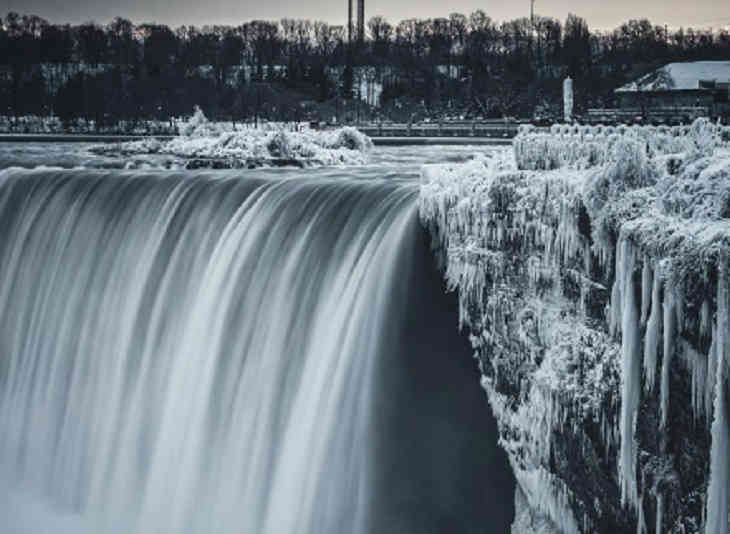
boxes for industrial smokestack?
[357,0,364,42]
[348,0,353,43]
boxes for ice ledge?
[419,127,730,533]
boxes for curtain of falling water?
[0,168,418,534]
[0,167,514,534]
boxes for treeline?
[2,11,730,123]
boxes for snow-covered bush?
[514,118,725,172]
[178,106,214,137]
[265,130,294,159]
[583,137,657,217]
[322,126,373,151]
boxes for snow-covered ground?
[89,108,373,168]
[0,112,313,137]
[0,115,178,135]
[420,119,730,533]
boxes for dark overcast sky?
[3,0,729,30]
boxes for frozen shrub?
[266,131,293,158]
[178,106,213,137]
[684,117,717,160]
[583,137,657,218]
[324,127,373,151]
[513,120,723,172]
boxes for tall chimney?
[348,0,353,43]
[357,0,364,42]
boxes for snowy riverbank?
[420,119,730,533]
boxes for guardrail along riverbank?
[357,122,519,139]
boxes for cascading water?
[0,166,513,533]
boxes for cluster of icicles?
[420,163,603,533]
[420,153,730,533]
[611,233,729,534]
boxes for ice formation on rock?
[90,107,373,167]
[420,120,730,533]
[616,236,640,508]
[660,278,676,430]
[643,263,661,393]
[706,266,729,534]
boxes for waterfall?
[0,167,513,534]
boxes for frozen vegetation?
[514,121,730,171]
[89,107,372,168]
[420,118,730,533]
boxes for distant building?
[614,61,730,121]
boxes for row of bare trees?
[2,10,729,123]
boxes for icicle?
[705,264,729,534]
[610,241,625,338]
[682,340,709,421]
[640,258,652,326]
[617,236,641,509]
[656,494,664,534]
[706,329,718,424]
[660,280,676,429]
[644,267,662,393]
[700,298,712,343]
[636,493,647,534]
[674,280,685,334]
[610,279,622,338]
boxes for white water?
[0,168,413,534]
[0,161,515,534]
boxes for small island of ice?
[91,107,373,169]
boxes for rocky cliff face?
[419,123,730,533]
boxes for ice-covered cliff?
[420,121,730,533]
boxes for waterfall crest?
[0,167,514,534]
[0,168,416,534]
